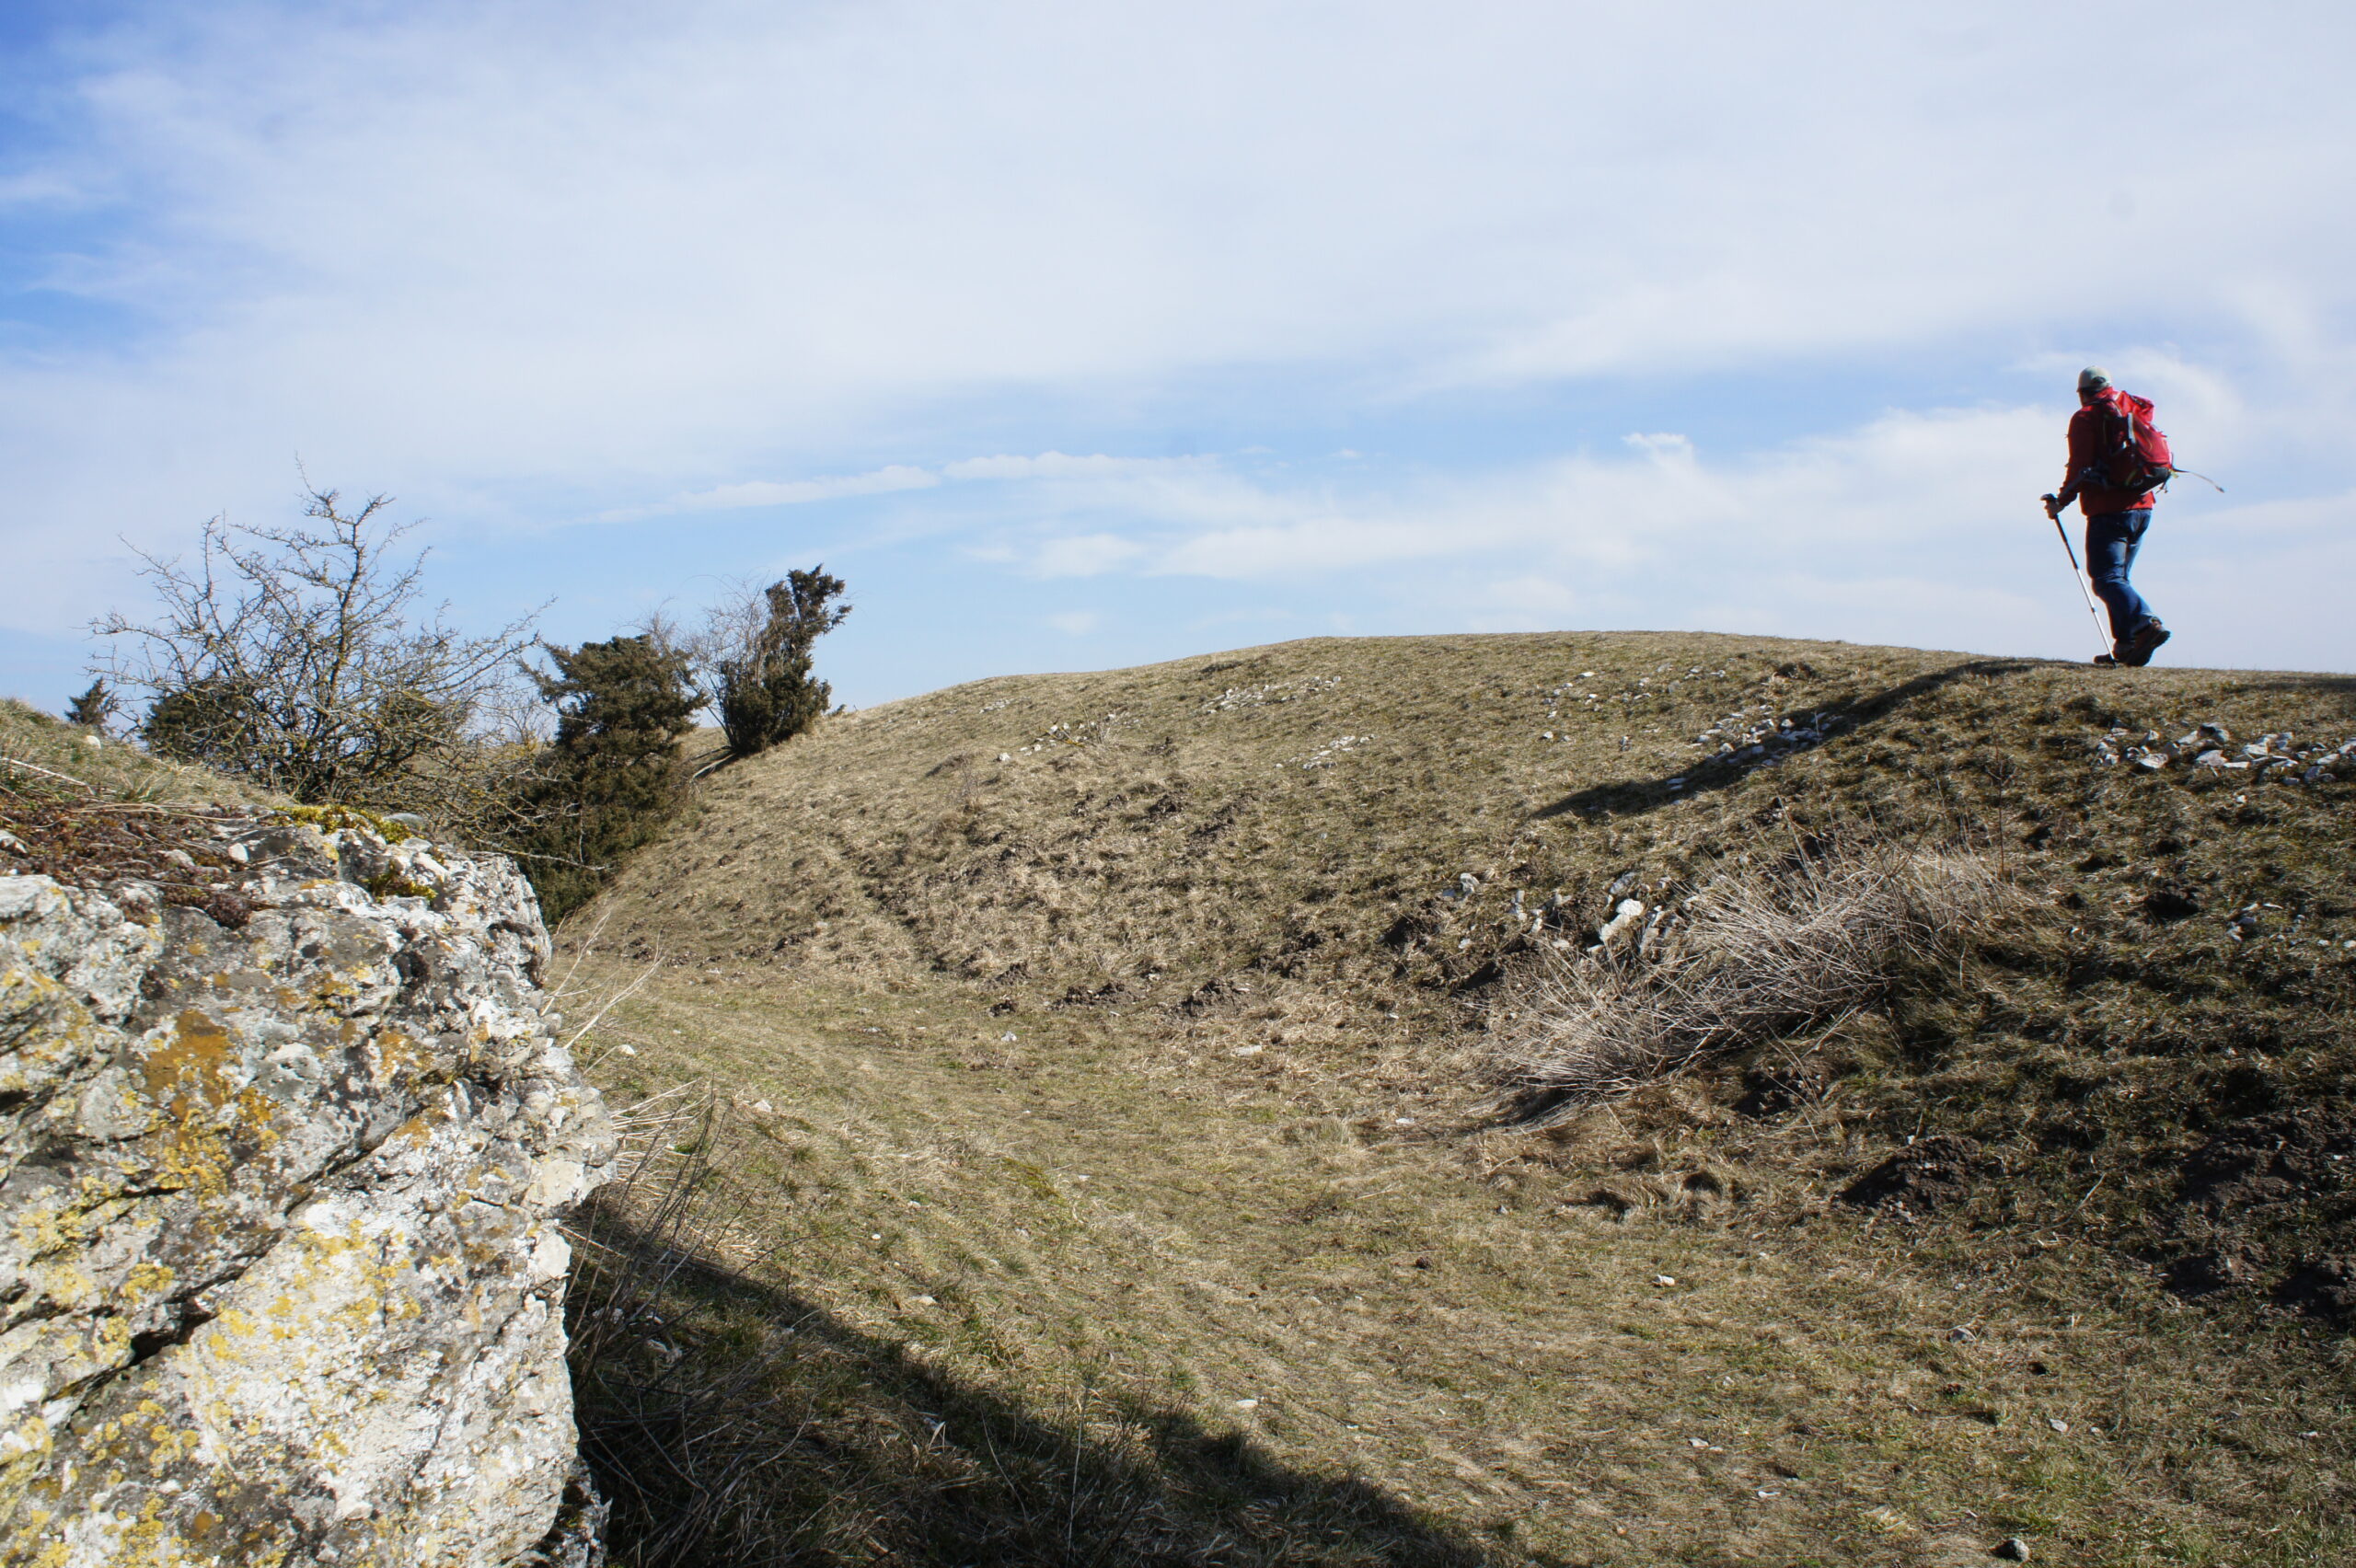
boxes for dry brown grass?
[556,630,2356,1564]
[565,957,2356,1567]
[1491,841,2014,1117]
[0,696,280,809]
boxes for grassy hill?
[0,696,278,808]
[562,632,2356,1566]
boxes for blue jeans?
[2085,510,2156,643]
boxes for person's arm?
[2047,409,2088,518]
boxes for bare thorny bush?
[92,484,550,839]
[1490,838,2014,1121]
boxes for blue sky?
[3,0,2351,714]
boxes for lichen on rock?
[0,815,615,1566]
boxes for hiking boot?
[2122,620,2171,667]
[2092,653,2119,667]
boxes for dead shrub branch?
[1491,839,2010,1120]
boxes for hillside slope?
[1,696,279,809]
[568,631,2356,1565]
[585,633,2354,1273]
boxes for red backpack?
[2085,389,2176,498]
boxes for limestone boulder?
[0,817,615,1566]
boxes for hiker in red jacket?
[2045,367,2170,666]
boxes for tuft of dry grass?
[1490,840,2013,1117]
[564,1095,815,1568]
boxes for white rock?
[1597,899,1646,947]
[0,819,615,1567]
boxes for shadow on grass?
[2226,672,2356,711]
[1529,657,2041,824]
[566,1197,1512,1568]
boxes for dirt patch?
[2165,1107,2356,1315]
[2164,1242,2269,1299]
[2274,1256,2356,1322]
[1735,1055,1831,1117]
[1840,1135,1986,1213]
[2178,1106,2356,1216]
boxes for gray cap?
[2078,365,2110,391]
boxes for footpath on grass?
[577,958,2353,1568]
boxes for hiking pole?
[2041,496,2115,661]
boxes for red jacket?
[2062,387,2158,517]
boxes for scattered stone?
[1993,1536,2032,1561]
[2110,723,2351,787]
[1198,674,1340,713]
[1299,733,1370,769]
[1596,898,1646,947]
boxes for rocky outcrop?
[0,815,615,1566]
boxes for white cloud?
[603,465,938,521]
[903,401,2347,667]
[1032,534,1144,578]
[1114,405,2056,583]
[941,453,1207,483]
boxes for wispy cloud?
[940,453,1208,483]
[591,453,1211,527]
[1032,534,1146,578]
[601,465,939,522]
